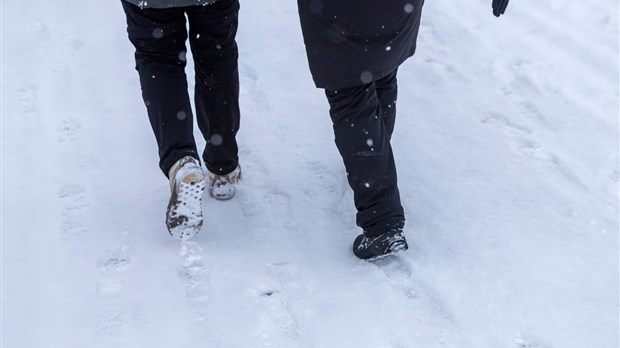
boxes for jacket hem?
[313,48,416,90]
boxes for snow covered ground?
[2,0,618,347]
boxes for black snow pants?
[325,70,405,237]
[122,0,240,177]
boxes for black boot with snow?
[353,228,408,260]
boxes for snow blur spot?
[177,111,187,121]
[145,100,151,106]
[386,46,392,51]
[196,34,201,39]
[211,134,223,146]
[404,3,415,13]
[367,138,374,147]
[364,182,370,188]
[360,71,373,84]
[309,0,323,14]
[215,44,222,50]
[152,28,164,39]
[178,51,187,62]
[151,75,156,79]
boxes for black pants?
[122,0,240,177]
[325,70,404,236]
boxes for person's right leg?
[122,1,199,176]
[122,2,205,239]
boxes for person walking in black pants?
[121,0,242,240]
[297,0,510,259]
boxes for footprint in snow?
[301,160,346,203]
[97,236,131,298]
[481,112,532,135]
[98,245,130,273]
[249,262,303,344]
[514,332,550,348]
[17,84,42,130]
[96,233,132,344]
[57,117,81,143]
[58,184,89,244]
[372,255,418,300]
[97,278,125,298]
[178,241,212,323]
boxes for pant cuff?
[161,151,201,178]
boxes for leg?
[325,81,405,237]
[375,70,398,140]
[186,0,241,175]
[122,1,198,177]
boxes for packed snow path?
[2,0,618,347]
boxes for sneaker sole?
[166,173,206,240]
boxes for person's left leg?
[186,0,241,176]
[325,78,405,237]
[325,69,408,259]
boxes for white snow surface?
[2,0,618,347]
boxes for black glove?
[492,0,509,17]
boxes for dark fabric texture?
[298,0,424,89]
[325,70,405,235]
[122,0,240,177]
[122,0,219,10]
[492,0,510,17]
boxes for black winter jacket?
[298,0,424,89]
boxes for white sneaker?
[166,156,206,240]
[207,165,241,200]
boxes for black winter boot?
[353,228,408,260]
